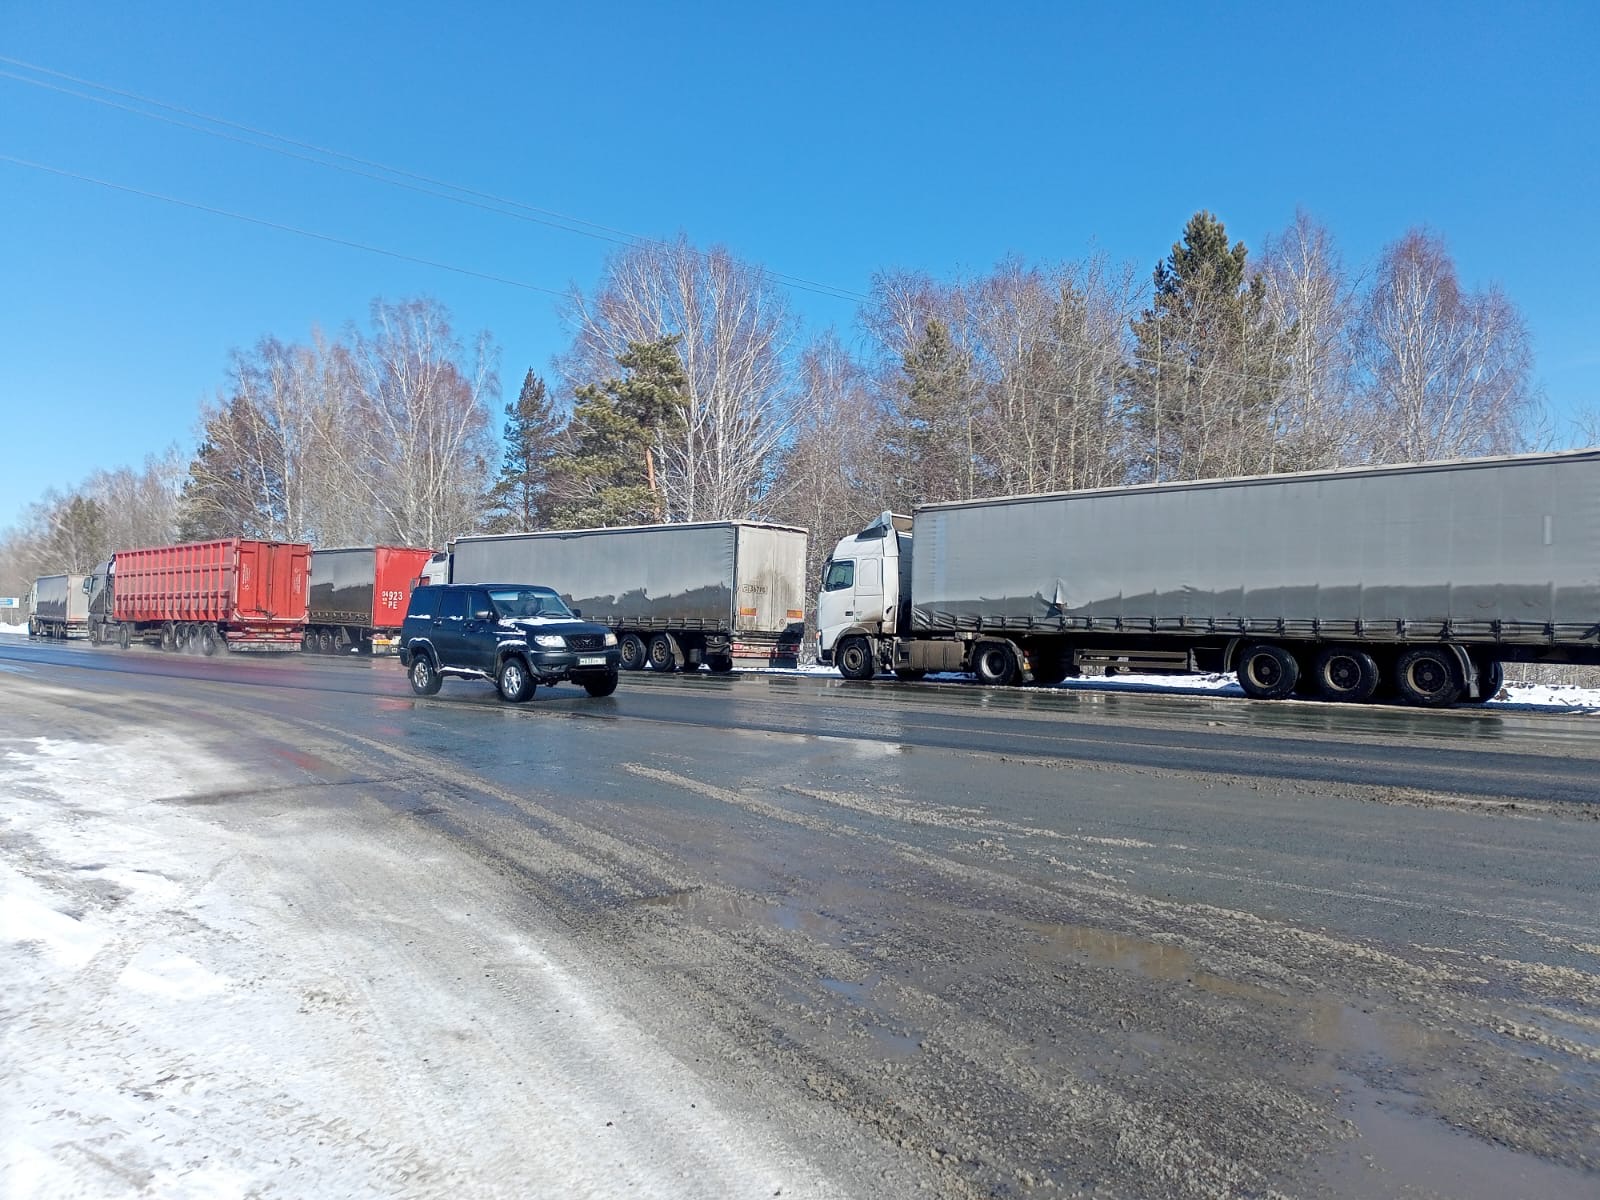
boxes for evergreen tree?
[1129,211,1283,481]
[883,318,984,508]
[176,393,281,540]
[548,336,689,528]
[484,369,562,532]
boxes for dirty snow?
[0,728,856,1199]
[765,662,1600,711]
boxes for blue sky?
[3,1,1596,530]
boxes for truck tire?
[647,633,680,672]
[1463,658,1504,703]
[303,628,318,653]
[497,656,534,703]
[619,633,648,671]
[199,626,219,657]
[706,653,735,674]
[319,629,336,656]
[161,623,176,652]
[1393,646,1463,707]
[1029,649,1074,686]
[408,652,443,696]
[582,669,620,697]
[836,636,876,680]
[1312,646,1380,704]
[117,624,131,650]
[1237,643,1298,700]
[893,668,927,681]
[973,641,1021,687]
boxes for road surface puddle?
[1304,1069,1597,1199]
[1024,920,1289,1006]
[815,973,923,1058]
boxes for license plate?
[577,656,607,666]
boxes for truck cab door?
[817,548,888,654]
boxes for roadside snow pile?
[0,621,27,637]
[763,665,1600,711]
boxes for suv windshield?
[486,587,573,620]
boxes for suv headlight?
[603,632,618,646]
[534,634,566,648]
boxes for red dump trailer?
[304,545,436,655]
[86,539,310,654]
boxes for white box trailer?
[817,449,1600,707]
[28,573,89,639]
[444,521,808,672]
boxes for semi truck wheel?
[973,641,1022,687]
[497,657,534,703]
[647,633,681,672]
[893,668,927,681]
[1029,649,1074,686]
[706,653,735,674]
[408,652,442,696]
[1393,646,1463,707]
[1312,646,1380,704]
[1237,643,1298,700]
[117,624,131,650]
[618,633,648,671]
[199,626,219,656]
[835,636,876,680]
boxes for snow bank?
[760,665,1600,711]
[0,621,27,637]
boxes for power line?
[0,55,870,304]
[0,154,569,297]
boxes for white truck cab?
[816,513,912,675]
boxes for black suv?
[398,583,621,701]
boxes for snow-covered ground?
[0,712,863,1199]
[766,663,1600,712]
[0,621,26,637]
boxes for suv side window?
[407,586,436,618]
[439,589,468,622]
[470,589,494,620]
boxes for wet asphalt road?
[4,634,1598,1198]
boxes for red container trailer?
[304,545,436,655]
[86,539,310,654]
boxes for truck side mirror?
[571,607,582,618]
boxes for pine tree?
[548,336,689,528]
[883,318,983,508]
[484,369,562,532]
[1129,211,1283,481]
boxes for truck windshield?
[487,588,573,619]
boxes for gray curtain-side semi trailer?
[445,521,808,672]
[28,574,89,638]
[821,449,1600,706]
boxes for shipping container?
[27,573,89,638]
[817,449,1600,707]
[442,521,808,671]
[87,539,310,653]
[306,545,435,654]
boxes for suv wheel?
[582,669,619,698]
[409,652,442,696]
[497,656,534,703]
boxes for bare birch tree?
[344,298,498,547]
[769,330,888,618]
[1256,210,1361,470]
[1357,229,1534,462]
[562,236,797,522]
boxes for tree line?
[4,209,1591,615]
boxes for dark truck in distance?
[398,583,621,702]
[305,545,436,655]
